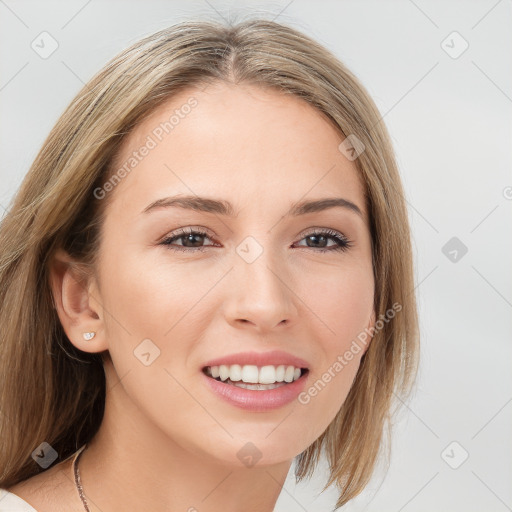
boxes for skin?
[9,82,375,512]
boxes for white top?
[0,487,281,511]
[0,489,38,512]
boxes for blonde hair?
[0,17,419,508]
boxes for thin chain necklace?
[72,444,90,512]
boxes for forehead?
[107,82,367,221]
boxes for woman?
[0,18,419,512]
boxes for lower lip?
[201,370,309,412]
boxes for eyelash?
[159,227,353,253]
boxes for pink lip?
[201,350,310,370]
[201,369,310,412]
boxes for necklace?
[72,444,90,512]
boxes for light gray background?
[1,1,511,511]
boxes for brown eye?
[160,228,216,252]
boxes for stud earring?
[82,332,96,341]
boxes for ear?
[49,248,107,354]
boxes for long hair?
[0,17,419,508]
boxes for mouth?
[202,364,310,391]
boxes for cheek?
[97,247,227,375]
[296,263,374,344]
[294,265,373,421]
[99,246,200,332]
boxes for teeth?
[259,365,277,384]
[242,365,259,383]
[228,381,286,390]
[205,364,304,384]
[219,365,229,381]
[230,364,242,381]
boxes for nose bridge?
[226,235,296,328]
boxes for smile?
[203,364,307,389]
[201,364,310,411]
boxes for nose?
[223,251,298,333]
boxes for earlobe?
[49,248,106,353]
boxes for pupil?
[184,234,204,247]
[308,235,327,248]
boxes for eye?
[293,228,352,253]
[159,227,217,252]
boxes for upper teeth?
[205,365,303,384]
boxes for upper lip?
[202,350,310,370]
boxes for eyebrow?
[141,195,363,218]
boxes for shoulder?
[3,457,77,512]
[0,488,39,511]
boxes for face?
[87,82,375,466]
